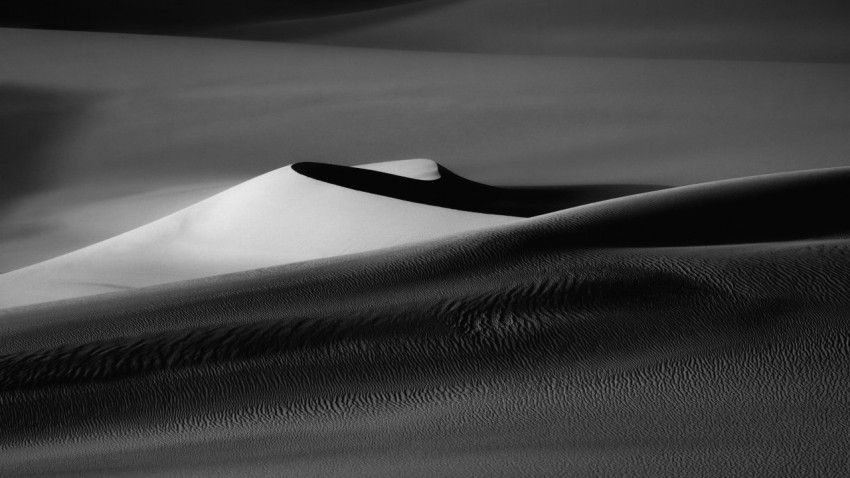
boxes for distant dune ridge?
[0,0,421,32]
[4,0,849,61]
[214,0,850,62]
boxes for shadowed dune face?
[0,0,426,32]
[0,84,91,213]
[3,0,850,473]
[0,85,102,271]
[5,0,849,61]
[2,27,849,273]
[211,0,850,62]
[293,162,667,217]
[533,167,850,247]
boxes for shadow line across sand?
[293,161,667,217]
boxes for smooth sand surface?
[214,0,850,62]
[0,160,520,309]
[2,27,850,270]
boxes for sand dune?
[0,158,671,309]
[0,160,522,309]
[3,0,850,475]
[3,27,850,272]
[214,0,850,62]
[6,0,849,62]
[1,166,848,476]
[1,0,418,33]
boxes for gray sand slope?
[0,160,522,309]
[1,167,849,476]
[213,0,850,62]
[3,27,850,272]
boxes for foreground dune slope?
[0,159,521,309]
[1,167,848,476]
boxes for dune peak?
[354,158,440,181]
[0,160,517,309]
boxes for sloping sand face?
[2,26,850,271]
[0,167,848,476]
[0,160,520,309]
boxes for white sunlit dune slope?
[0,159,520,309]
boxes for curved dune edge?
[0,168,848,476]
[0,159,522,309]
[0,158,669,310]
[293,161,667,217]
[1,165,848,341]
[354,158,442,180]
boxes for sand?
[1,1,849,476]
[213,0,850,62]
[0,160,521,308]
[1,167,849,476]
[2,27,850,271]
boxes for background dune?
[6,0,849,62]
[0,160,522,308]
[2,26,849,272]
[0,0,422,32]
[216,0,850,62]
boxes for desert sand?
[1,166,849,477]
[1,0,849,476]
[3,25,850,271]
[0,160,521,308]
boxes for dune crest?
[355,158,440,180]
[0,160,519,309]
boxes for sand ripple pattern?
[1,167,849,476]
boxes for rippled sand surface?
[2,166,850,476]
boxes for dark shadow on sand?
[0,0,431,34]
[293,161,850,247]
[202,0,463,42]
[292,161,667,217]
[0,84,92,212]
